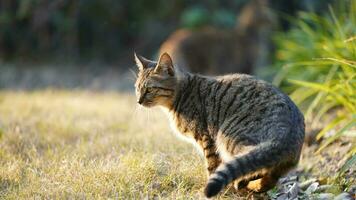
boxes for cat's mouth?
[138,100,154,107]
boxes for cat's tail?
[204,142,287,198]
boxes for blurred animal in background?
[159,0,276,75]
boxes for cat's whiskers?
[132,104,139,118]
[145,106,151,126]
[128,68,138,81]
[129,104,138,126]
[130,103,145,128]
[132,103,152,128]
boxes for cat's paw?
[246,179,264,192]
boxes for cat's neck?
[161,71,191,111]
[160,69,213,112]
[170,72,211,112]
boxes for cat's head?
[134,53,177,108]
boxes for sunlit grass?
[0,90,353,199]
[0,90,211,199]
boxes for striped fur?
[134,53,305,198]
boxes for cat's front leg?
[198,135,221,176]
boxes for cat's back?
[199,73,304,158]
[213,74,304,133]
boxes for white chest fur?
[161,107,204,155]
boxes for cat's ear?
[154,53,174,76]
[134,53,154,71]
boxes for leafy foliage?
[273,0,355,156]
[0,0,334,63]
[0,0,244,62]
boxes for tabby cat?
[134,53,305,198]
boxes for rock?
[314,185,333,193]
[315,193,335,200]
[348,185,356,195]
[334,192,353,200]
[300,179,317,190]
[279,175,298,185]
[276,193,288,200]
[274,182,300,200]
[305,182,319,194]
[287,183,299,199]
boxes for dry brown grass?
[1,90,353,199]
[0,90,251,199]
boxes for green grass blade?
[316,115,347,140]
[316,118,356,154]
[315,58,356,68]
[312,101,338,127]
[288,79,332,93]
[338,153,356,175]
[290,87,318,105]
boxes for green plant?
[273,0,355,156]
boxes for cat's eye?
[146,87,154,93]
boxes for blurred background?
[0,0,340,90]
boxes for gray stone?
[334,192,353,200]
[305,182,319,194]
[314,185,333,193]
[315,193,334,200]
[300,179,317,190]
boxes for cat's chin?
[141,102,155,108]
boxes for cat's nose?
[137,97,144,104]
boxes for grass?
[272,0,356,163]
[0,90,353,199]
[0,90,211,199]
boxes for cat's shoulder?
[216,73,263,84]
